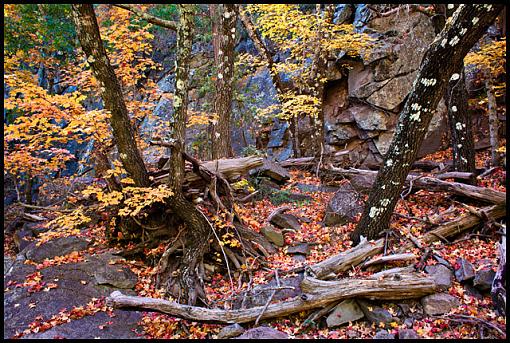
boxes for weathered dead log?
[107,271,437,324]
[322,167,505,205]
[401,204,506,250]
[361,253,417,268]
[491,225,506,316]
[279,157,316,168]
[307,238,384,279]
[152,156,263,185]
[434,171,475,181]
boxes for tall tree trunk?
[485,71,501,166]
[351,5,504,244]
[211,4,237,159]
[446,67,476,182]
[168,4,194,191]
[71,4,150,187]
[435,4,476,183]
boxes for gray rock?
[14,229,34,252]
[24,236,89,262]
[217,323,245,339]
[366,72,417,112]
[296,183,339,193]
[357,299,395,324]
[374,131,395,156]
[94,265,138,289]
[425,264,453,291]
[287,243,309,255]
[251,159,290,183]
[421,293,460,315]
[351,105,388,130]
[235,326,288,339]
[267,122,289,148]
[374,330,395,339]
[403,317,414,328]
[398,329,420,339]
[270,213,301,231]
[261,225,284,247]
[4,255,14,275]
[326,299,365,327]
[473,268,496,291]
[454,258,475,282]
[286,192,313,203]
[327,124,359,145]
[323,182,364,226]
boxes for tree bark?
[485,72,501,166]
[351,4,504,244]
[211,4,237,159]
[71,4,150,187]
[446,67,476,183]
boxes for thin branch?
[114,4,178,31]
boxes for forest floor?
[3,147,506,339]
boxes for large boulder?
[323,182,364,226]
[366,72,417,112]
[269,213,301,231]
[421,293,460,315]
[235,326,288,339]
[326,299,365,327]
[454,258,475,282]
[357,299,396,325]
[351,105,388,131]
[260,225,285,247]
[24,236,90,263]
[217,324,245,339]
[473,268,496,291]
[425,264,453,291]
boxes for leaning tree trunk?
[435,5,476,184]
[446,67,476,183]
[351,4,504,244]
[211,4,237,159]
[485,71,501,167]
[71,4,150,187]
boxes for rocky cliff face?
[255,6,451,167]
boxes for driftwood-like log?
[401,204,506,250]
[322,167,505,205]
[280,157,316,168]
[361,253,417,268]
[307,238,384,279]
[152,156,263,185]
[107,271,437,324]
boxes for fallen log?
[321,167,505,205]
[279,157,316,168]
[307,238,384,279]
[361,253,417,268]
[434,171,475,181]
[107,271,438,324]
[152,156,264,185]
[400,204,506,250]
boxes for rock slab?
[421,293,460,315]
[425,264,453,291]
[235,326,288,339]
[326,299,365,327]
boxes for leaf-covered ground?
[4,148,506,339]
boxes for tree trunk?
[351,4,504,244]
[168,4,194,191]
[211,4,237,159]
[71,4,150,187]
[446,67,476,183]
[435,5,476,183]
[485,72,501,166]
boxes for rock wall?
[322,9,448,168]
